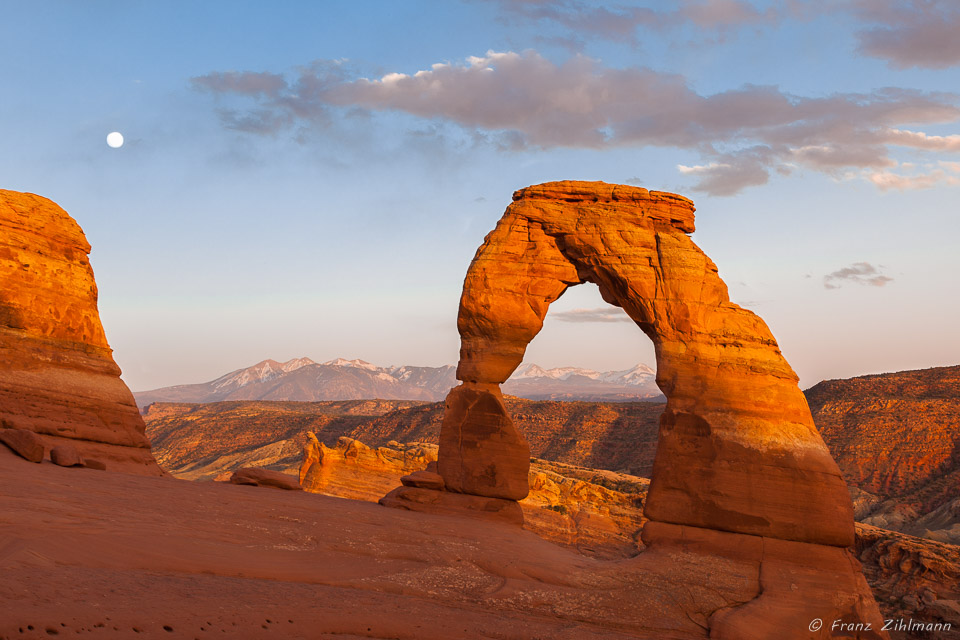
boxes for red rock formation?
[300,435,436,501]
[0,190,160,474]
[144,399,422,479]
[807,365,960,544]
[437,383,530,500]
[229,467,302,490]
[50,444,84,467]
[301,437,647,557]
[408,180,881,637]
[0,428,45,463]
[855,524,960,636]
[521,461,648,557]
[442,181,852,545]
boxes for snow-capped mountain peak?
[135,358,661,407]
[510,363,655,385]
[281,357,316,372]
[323,358,380,371]
[605,363,656,383]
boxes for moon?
[106,132,124,148]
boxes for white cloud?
[853,0,960,69]
[551,307,633,323]
[193,50,960,196]
[823,262,893,289]
[865,168,960,191]
[882,128,960,152]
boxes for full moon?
[106,132,124,148]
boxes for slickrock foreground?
[0,446,802,640]
[393,181,884,637]
[0,190,160,474]
[17,445,953,639]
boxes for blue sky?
[3,0,959,390]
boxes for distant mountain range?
[133,357,663,407]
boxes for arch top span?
[442,180,856,547]
[511,180,697,234]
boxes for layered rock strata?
[0,190,160,474]
[300,434,437,501]
[808,365,960,545]
[855,523,960,634]
[399,180,882,637]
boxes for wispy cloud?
[852,0,960,70]
[863,159,960,191]
[479,0,779,45]
[193,50,960,196]
[678,149,772,195]
[479,0,668,46]
[823,262,893,289]
[192,71,288,96]
[551,307,633,323]
[480,1,960,69]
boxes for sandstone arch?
[437,180,854,547]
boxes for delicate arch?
[438,181,853,547]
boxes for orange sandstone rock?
[437,383,530,500]
[50,444,84,467]
[229,467,302,491]
[299,434,436,501]
[444,180,852,547]
[423,180,882,637]
[0,190,161,475]
[0,428,45,463]
[401,469,445,490]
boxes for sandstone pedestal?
[436,383,530,500]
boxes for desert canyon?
[2,184,958,640]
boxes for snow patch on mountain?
[135,357,660,406]
[324,358,379,371]
[510,363,655,386]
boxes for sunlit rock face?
[445,180,853,546]
[300,433,437,501]
[0,190,160,474]
[427,181,885,638]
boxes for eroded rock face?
[0,190,160,474]
[50,444,84,467]
[855,523,960,634]
[303,437,647,557]
[808,365,960,548]
[300,434,437,501]
[229,467,302,491]
[443,180,852,546]
[0,428,45,463]
[437,383,530,500]
[426,180,881,637]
